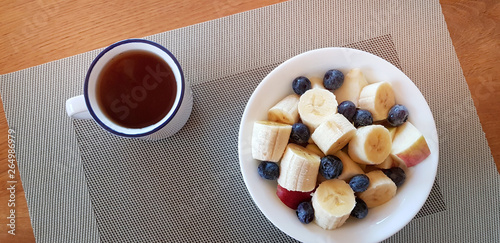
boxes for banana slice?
[251,121,292,162]
[305,143,325,157]
[357,170,397,208]
[311,114,356,156]
[312,179,356,230]
[333,68,368,106]
[335,150,364,181]
[309,77,326,89]
[387,127,397,140]
[268,94,300,125]
[298,89,338,132]
[348,125,392,165]
[375,155,398,169]
[278,144,321,192]
[358,82,396,121]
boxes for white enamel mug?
[66,39,193,140]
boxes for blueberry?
[323,69,344,91]
[292,76,312,95]
[296,201,314,224]
[337,101,356,122]
[349,174,370,193]
[383,167,406,187]
[319,155,343,179]
[353,109,373,128]
[289,123,310,145]
[350,198,368,219]
[387,104,409,127]
[257,161,280,180]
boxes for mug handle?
[66,95,92,119]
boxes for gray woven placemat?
[0,0,499,242]
[73,35,447,242]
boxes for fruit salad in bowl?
[238,48,439,243]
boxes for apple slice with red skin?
[276,184,314,210]
[391,121,431,167]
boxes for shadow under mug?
[66,39,193,140]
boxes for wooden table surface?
[0,0,498,241]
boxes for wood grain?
[0,0,498,241]
[440,0,500,172]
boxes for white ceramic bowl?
[238,48,439,243]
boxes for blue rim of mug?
[83,39,185,138]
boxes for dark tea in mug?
[96,50,177,128]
